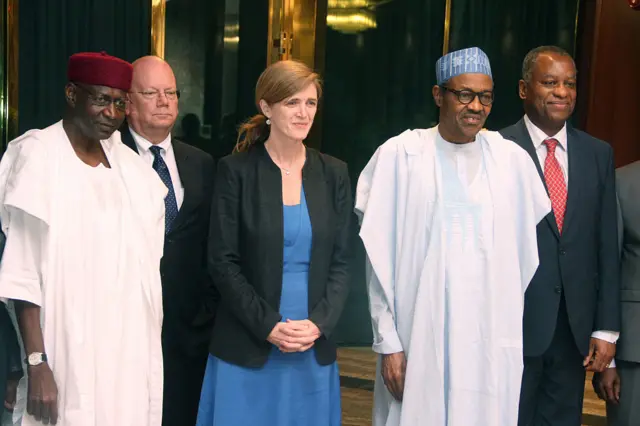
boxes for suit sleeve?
[193,154,220,327]
[1,302,23,380]
[595,146,621,332]
[309,163,353,338]
[208,159,282,341]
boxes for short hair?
[522,46,575,82]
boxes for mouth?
[96,122,116,132]
[293,123,309,128]
[461,116,482,126]
[547,102,570,109]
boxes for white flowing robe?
[0,121,167,426]
[355,126,550,426]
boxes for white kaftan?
[0,121,167,426]
[355,126,550,426]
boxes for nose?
[553,84,569,98]
[296,103,309,118]
[467,95,483,113]
[102,103,118,119]
[156,92,170,107]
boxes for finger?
[33,399,42,421]
[298,341,315,351]
[278,340,303,351]
[280,327,314,338]
[583,348,595,367]
[604,384,616,404]
[594,383,605,401]
[391,378,403,401]
[614,378,621,402]
[51,403,59,425]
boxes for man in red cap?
[0,52,167,426]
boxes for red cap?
[67,51,133,92]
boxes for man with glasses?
[355,47,550,426]
[500,46,620,426]
[120,55,217,426]
[0,52,167,425]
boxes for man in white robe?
[0,52,167,426]
[355,47,551,426]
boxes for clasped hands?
[267,319,321,353]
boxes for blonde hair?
[234,60,322,153]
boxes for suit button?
[559,248,566,255]
[554,286,562,294]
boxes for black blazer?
[500,119,620,357]
[208,144,353,367]
[121,125,218,357]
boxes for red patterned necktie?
[543,138,567,234]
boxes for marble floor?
[337,347,607,426]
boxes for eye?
[565,82,577,89]
[542,81,556,87]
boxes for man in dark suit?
[123,56,217,426]
[593,160,640,425]
[500,45,620,426]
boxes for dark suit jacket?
[615,161,640,363]
[121,125,218,357]
[0,227,23,395]
[500,119,620,357]
[208,144,353,367]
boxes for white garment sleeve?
[0,209,46,306]
[366,260,403,354]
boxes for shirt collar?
[129,126,172,153]
[524,114,567,152]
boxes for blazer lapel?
[169,141,198,234]
[120,125,139,154]
[513,119,561,240]
[560,126,583,236]
[301,150,327,268]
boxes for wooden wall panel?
[584,0,640,167]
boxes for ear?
[259,99,271,118]
[432,85,443,107]
[518,80,527,100]
[124,93,133,116]
[65,83,77,108]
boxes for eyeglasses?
[74,83,128,112]
[132,90,181,101]
[440,86,494,106]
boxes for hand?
[4,378,19,411]
[381,352,406,402]
[283,319,321,352]
[584,338,616,372]
[27,363,58,425]
[593,368,621,405]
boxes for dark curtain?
[449,0,579,131]
[18,0,151,134]
[322,0,446,345]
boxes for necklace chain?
[267,144,304,177]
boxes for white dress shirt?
[523,115,619,362]
[129,127,184,209]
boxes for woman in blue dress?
[197,60,353,426]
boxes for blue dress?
[196,187,342,426]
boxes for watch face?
[28,353,42,365]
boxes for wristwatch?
[26,352,48,367]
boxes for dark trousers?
[606,360,640,426]
[518,296,586,426]
[162,346,208,426]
